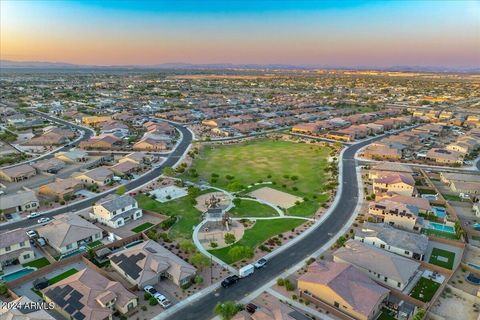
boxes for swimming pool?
[1,267,36,282]
[429,222,455,233]
[58,247,86,260]
[473,223,480,231]
[432,206,447,219]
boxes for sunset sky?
[1,0,479,67]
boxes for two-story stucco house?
[0,228,35,272]
[90,194,143,228]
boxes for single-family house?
[355,223,428,261]
[333,240,420,290]
[43,267,137,320]
[36,214,102,254]
[373,172,415,197]
[0,190,39,214]
[73,167,114,186]
[32,158,66,174]
[133,138,167,151]
[368,199,421,231]
[90,194,143,228]
[0,228,35,272]
[110,240,196,287]
[38,178,84,201]
[55,150,88,163]
[0,164,37,182]
[298,261,389,320]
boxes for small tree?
[193,275,204,285]
[191,253,211,270]
[224,233,236,245]
[162,167,175,176]
[214,301,242,320]
[179,239,196,253]
[116,185,126,195]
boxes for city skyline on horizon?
[1,0,480,68]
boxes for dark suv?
[221,275,240,288]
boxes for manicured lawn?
[186,139,332,196]
[48,268,78,285]
[131,222,154,233]
[209,218,305,264]
[229,199,278,218]
[410,277,441,302]
[442,194,464,202]
[87,240,103,249]
[429,248,456,270]
[23,257,50,269]
[286,193,330,217]
[136,191,211,239]
[184,139,333,217]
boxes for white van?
[239,264,254,278]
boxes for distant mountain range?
[1,59,479,73]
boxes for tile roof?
[299,261,389,318]
[36,214,101,249]
[334,240,420,284]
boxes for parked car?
[239,264,255,278]
[5,213,12,220]
[254,258,267,269]
[26,230,37,238]
[37,238,46,246]
[221,275,240,288]
[144,285,158,296]
[28,212,42,219]
[154,293,171,309]
[37,217,50,224]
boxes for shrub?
[292,294,297,300]
[276,278,285,286]
[149,297,158,306]
[194,275,204,285]
[141,305,147,311]
[284,279,295,291]
[160,216,176,230]
[144,293,151,300]
[224,233,236,245]
[210,242,218,248]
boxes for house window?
[397,282,401,288]
[66,244,73,250]
[23,254,30,260]
[404,250,410,255]
[384,276,388,282]
[20,241,25,247]
[5,246,10,251]
[380,244,385,249]
[334,302,340,308]
[26,204,30,209]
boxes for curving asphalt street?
[0,121,192,232]
[163,132,400,320]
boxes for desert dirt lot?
[249,186,303,209]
